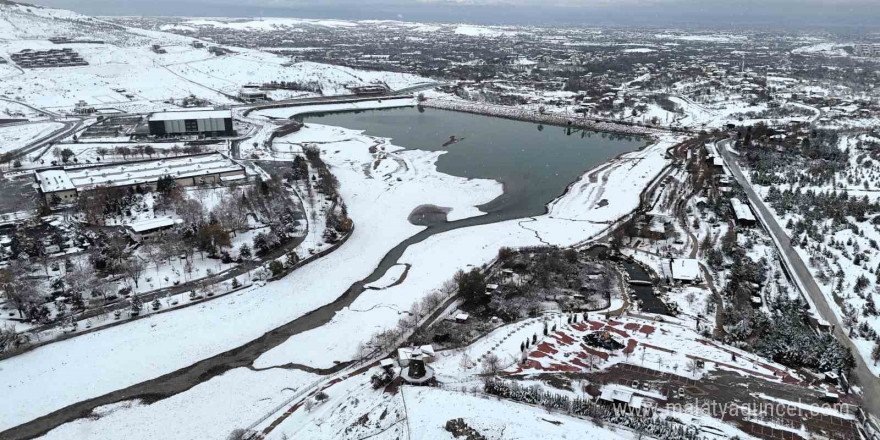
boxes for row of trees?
[483,379,703,440]
[96,144,207,161]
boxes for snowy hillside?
[0,3,428,113]
[0,2,158,46]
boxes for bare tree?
[175,198,205,226]
[685,291,697,308]
[141,242,164,275]
[481,352,502,375]
[123,257,148,288]
[67,264,97,302]
[212,196,247,236]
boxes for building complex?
[35,152,246,203]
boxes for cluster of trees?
[264,80,323,93]
[723,293,855,373]
[0,261,48,322]
[483,379,703,440]
[766,187,879,241]
[49,144,209,167]
[0,324,29,353]
[303,146,339,200]
[467,247,611,322]
[50,147,76,164]
[746,127,847,189]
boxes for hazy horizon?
[28,0,880,30]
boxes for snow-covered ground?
[37,367,319,440]
[740,135,880,375]
[402,386,633,440]
[0,105,502,432]
[432,314,804,385]
[256,361,634,440]
[253,134,680,370]
[0,4,428,114]
[0,121,63,154]
[0,108,677,438]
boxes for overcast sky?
[31,0,880,28]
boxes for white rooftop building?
[670,258,702,283]
[36,152,246,204]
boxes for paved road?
[1,119,83,163]
[0,97,60,118]
[717,138,880,418]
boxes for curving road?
[0,119,83,163]
[717,138,880,418]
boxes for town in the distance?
[0,1,879,440]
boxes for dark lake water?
[304,106,646,220]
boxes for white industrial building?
[36,152,246,203]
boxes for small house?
[730,198,757,227]
[670,259,701,284]
[485,283,499,295]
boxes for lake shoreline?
[422,98,683,139]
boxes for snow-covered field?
[0,121,62,154]
[0,4,428,115]
[0,4,706,438]
[37,367,319,440]
[255,360,634,440]
[403,386,633,440]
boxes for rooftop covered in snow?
[36,152,245,194]
[149,109,232,122]
[670,258,701,282]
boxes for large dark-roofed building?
[148,109,235,137]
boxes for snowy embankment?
[254,97,415,120]
[36,368,320,440]
[0,119,499,432]
[252,134,681,370]
[0,121,63,155]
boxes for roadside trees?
[481,352,502,375]
[268,260,284,277]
